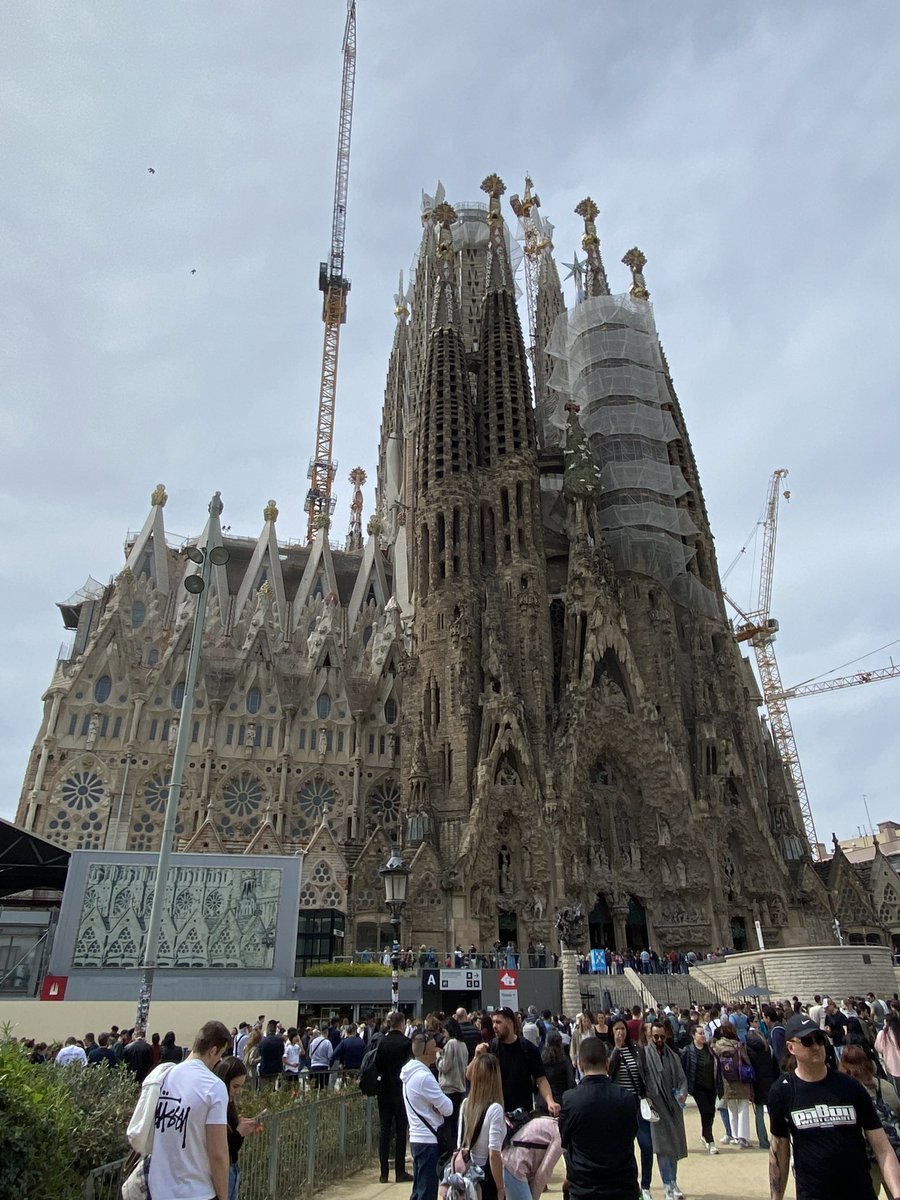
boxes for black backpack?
[359,1042,380,1095]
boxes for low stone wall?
[690,945,895,1003]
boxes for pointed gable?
[347,535,390,632]
[292,530,341,627]
[124,484,171,594]
[234,501,287,628]
[182,815,227,855]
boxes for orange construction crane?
[305,0,357,543]
[725,469,900,862]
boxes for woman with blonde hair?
[457,1053,506,1200]
[570,1011,595,1078]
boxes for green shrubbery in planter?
[305,961,390,977]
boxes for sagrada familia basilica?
[15,176,899,956]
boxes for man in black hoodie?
[375,1011,414,1184]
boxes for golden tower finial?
[575,197,599,223]
[480,174,506,200]
[263,499,278,522]
[433,201,457,229]
[622,247,650,300]
[151,484,168,507]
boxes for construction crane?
[725,468,900,862]
[305,0,357,544]
[509,177,552,363]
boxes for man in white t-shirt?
[148,1019,231,1200]
[55,1037,88,1067]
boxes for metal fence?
[84,1090,377,1200]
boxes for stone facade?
[16,174,900,957]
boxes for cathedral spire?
[431,202,459,329]
[477,173,536,466]
[622,247,650,300]
[575,197,610,297]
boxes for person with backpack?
[711,1020,754,1148]
[521,1007,544,1050]
[453,1052,506,1200]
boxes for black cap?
[784,1014,821,1040]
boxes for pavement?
[326,1103,784,1200]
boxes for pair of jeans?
[227,1162,239,1200]
[378,1094,408,1177]
[635,1112,654,1189]
[503,1167,533,1200]
[754,1102,770,1149]
[693,1086,717,1143]
[411,1141,440,1200]
[656,1154,677,1186]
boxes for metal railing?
[85,1089,376,1200]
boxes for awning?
[0,819,70,898]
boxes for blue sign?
[590,949,607,974]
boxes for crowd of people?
[19,984,900,1200]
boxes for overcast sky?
[3,1,899,849]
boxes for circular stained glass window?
[143,776,169,813]
[222,773,265,818]
[323,886,341,908]
[61,771,104,811]
[296,777,337,822]
[48,810,72,835]
[311,860,332,884]
[368,780,400,831]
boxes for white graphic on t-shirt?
[790,1104,857,1130]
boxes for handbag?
[121,1154,151,1200]
[127,1063,175,1156]
[640,1097,660,1123]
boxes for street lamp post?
[379,847,410,1012]
[136,493,229,1029]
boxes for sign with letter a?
[498,967,518,1010]
[422,970,440,992]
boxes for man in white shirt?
[55,1037,88,1067]
[148,1019,231,1200]
[400,1033,453,1200]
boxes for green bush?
[305,962,390,977]
[0,1037,136,1199]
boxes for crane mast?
[305,0,357,544]
[509,176,552,364]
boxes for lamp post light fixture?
[379,846,410,1011]
[136,493,229,1029]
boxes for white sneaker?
[641,1190,653,1200]
[672,1189,685,1200]
[707,1140,719,1155]
[737,1138,751,1148]
[719,1134,735,1144]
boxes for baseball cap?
[784,1014,821,1040]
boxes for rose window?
[47,810,73,837]
[61,771,104,811]
[131,812,156,850]
[311,860,332,885]
[143,776,170,814]
[296,778,337,822]
[223,773,265,818]
[368,780,400,832]
[174,889,193,919]
[323,886,342,908]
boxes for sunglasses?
[796,1033,826,1048]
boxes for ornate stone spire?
[393,270,409,322]
[622,247,650,299]
[431,202,459,329]
[574,197,610,296]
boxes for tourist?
[375,1010,414,1184]
[123,1027,153,1084]
[454,1008,483,1062]
[875,1008,900,1093]
[745,1016,778,1150]
[402,1033,453,1200]
[437,1030,469,1157]
[643,1021,688,1200]
[307,1025,334,1091]
[470,1007,558,1116]
[147,1019,231,1200]
[681,1023,718,1154]
[609,1016,655,1197]
[456,1052,506,1200]
[570,1011,595,1073]
[87,1031,119,1069]
[559,1035,639,1200]
[824,998,848,1060]
[768,1013,900,1200]
[711,1020,754,1148]
[257,1020,285,1092]
[214,1055,261,1200]
[538,1029,574,1109]
[840,1044,900,1197]
[333,1024,366,1075]
[55,1036,88,1067]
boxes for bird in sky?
[147,167,155,174]
[190,269,197,275]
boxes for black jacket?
[681,1042,717,1095]
[559,1075,639,1200]
[745,1031,778,1104]
[375,1030,413,1099]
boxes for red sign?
[498,968,518,1009]
[40,975,68,1001]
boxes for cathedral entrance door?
[498,909,518,956]
[625,896,648,953]
[589,895,615,950]
[730,915,748,952]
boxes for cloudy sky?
[3,1,899,849]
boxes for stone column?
[560,946,583,1017]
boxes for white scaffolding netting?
[545,293,717,615]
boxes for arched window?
[383,697,398,725]
[131,601,145,629]
[94,676,111,704]
[316,693,332,719]
[172,681,185,710]
[247,687,262,715]
[362,625,373,646]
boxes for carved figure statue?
[555,902,587,949]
